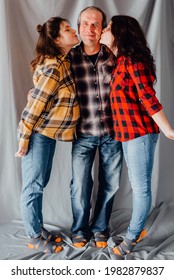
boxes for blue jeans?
[122,133,159,240]
[70,133,123,238]
[20,133,56,238]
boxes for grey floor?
[0,202,174,260]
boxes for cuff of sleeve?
[147,104,163,116]
[19,138,30,151]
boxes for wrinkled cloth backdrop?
[0,0,174,260]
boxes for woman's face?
[55,21,79,53]
[100,21,114,49]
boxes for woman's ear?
[54,37,60,44]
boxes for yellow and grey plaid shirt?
[18,55,80,150]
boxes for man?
[69,6,123,248]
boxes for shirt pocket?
[113,71,127,90]
[101,65,113,84]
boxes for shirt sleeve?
[127,60,163,116]
[18,66,60,150]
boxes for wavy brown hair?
[30,17,69,71]
[111,15,156,81]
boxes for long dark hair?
[111,15,156,80]
[30,17,68,71]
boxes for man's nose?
[86,25,94,32]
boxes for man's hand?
[27,88,34,101]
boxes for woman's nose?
[102,28,107,33]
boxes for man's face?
[78,9,103,48]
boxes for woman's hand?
[164,129,174,140]
[152,110,174,140]
[15,147,28,158]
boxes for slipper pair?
[113,228,147,256]
[27,228,63,253]
[72,231,109,248]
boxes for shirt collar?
[56,53,70,62]
[77,42,107,56]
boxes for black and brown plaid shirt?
[110,56,163,141]
[70,43,115,137]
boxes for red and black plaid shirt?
[110,56,163,142]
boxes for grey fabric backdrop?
[0,0,174,260]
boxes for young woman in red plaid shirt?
[100,15,174,257]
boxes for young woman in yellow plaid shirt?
[15,17,80,253]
